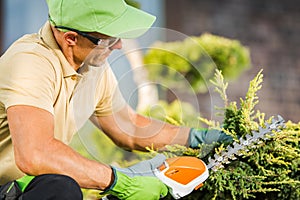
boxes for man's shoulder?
[5,33,57,60]
[0,33,61,73]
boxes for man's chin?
[85,51,111,67]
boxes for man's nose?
[110,39,122,50]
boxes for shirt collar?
[38,21,79,78]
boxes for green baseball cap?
[46,0,156,38]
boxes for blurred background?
[160,0,300,123]
[1,0,299,122]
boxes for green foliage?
[159,70,300,200]
[193,120,300,200]
[211,69,264,139]
[198,34,251,80]
[139,100,201,128]
[143,33,251,93]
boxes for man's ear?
[63,32,77,45]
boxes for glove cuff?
[101,168,134,197]
[188,127,208,148]
[101,167,118,194]
[189,127,233,147]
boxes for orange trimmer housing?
[155,156,209,199]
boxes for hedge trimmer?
[154,115,285,199]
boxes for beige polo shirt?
[0,22,126,184]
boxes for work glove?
[114,154,166,177]
[188,128,233,148]
[103,167,168,200]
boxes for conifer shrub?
[151,70,300,200]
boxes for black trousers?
[1,174,83,200]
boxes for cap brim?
[96,5,156,39]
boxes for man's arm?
[92,105,191,151]
[7,105,113,190]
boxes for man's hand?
[103,168,168,200]
[188,128,233,148]
[114,154,166,177]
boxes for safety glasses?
[55,25,120,48]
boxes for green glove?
[188,128,233,148]
[103,168,168,200]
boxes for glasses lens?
[98,38,119,48]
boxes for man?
[0,0,231,199]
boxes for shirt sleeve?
[0,52,56,114]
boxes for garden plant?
[147,70,300,200]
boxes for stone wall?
[165,0,300,122]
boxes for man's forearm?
[25,138,113,190]
[127,114,191,150]
[96,106,191,151]
[8,105,113,190]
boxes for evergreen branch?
[210,69,229,107]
